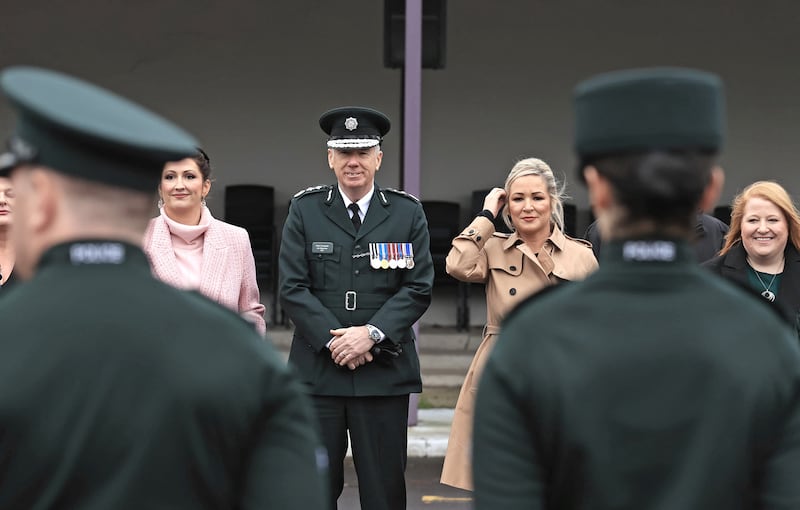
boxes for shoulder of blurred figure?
[501,281,575,328]
[292,184,334,201]
[379,187,420,204]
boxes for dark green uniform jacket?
[0,241,327,510]
[473,240,800,510]
[279,184,434,396]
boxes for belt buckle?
[345,290,357,311]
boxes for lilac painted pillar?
[404,0,423,426]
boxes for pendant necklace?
[752,269,778,302]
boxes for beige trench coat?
[440,216,598,490]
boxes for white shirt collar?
[339,185,374,218]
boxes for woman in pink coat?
[143,149,266,335]
[440,157,598,491]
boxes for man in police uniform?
[279,106,434,510]
[0,67,327,509]
[473,68,800,509]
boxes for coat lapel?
[324,192,358,237]
[505,233,549,277]
[324,185,389,240]
[199,221,229,301]
[720,243,750,286]
[148,217,183,289]
[356,191,389,241]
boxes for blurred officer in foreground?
[0,67,327,509]
[473,67,800,509]
[280,106,433,510]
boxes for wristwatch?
[366,324,383,343]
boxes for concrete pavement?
[406,408,454,458]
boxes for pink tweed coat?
[143,215,266,336]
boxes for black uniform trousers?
[313,394,410,510]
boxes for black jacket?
[702,241,800,325]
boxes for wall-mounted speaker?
[383,0,446,69]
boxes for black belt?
[315,290,392,311]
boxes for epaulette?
[293,184,332,200]
[381,187,420,203]
[566,235,593,248]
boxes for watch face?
[369,329,381,341]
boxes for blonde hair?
[502,158,567,232]
[719,180,800,255]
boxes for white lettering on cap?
[622,241,676,262]
[69,243,125,265]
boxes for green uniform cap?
[574,67,725,158]
[320,106,390,150]
[0,66,199,191]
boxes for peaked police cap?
[0,66,198,191]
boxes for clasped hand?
[329,326,374,370]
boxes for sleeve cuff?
[476,209,495,222]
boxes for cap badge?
[9,136,37,162]
[344,117,358,131]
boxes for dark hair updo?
[583,149,716,231]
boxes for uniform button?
[476,236,482,241]
[354,270,360,275]
[509,265,516,271]
[355,245,361,250]
[509,288,517,295]
[467,229,475,235]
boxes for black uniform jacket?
[0,240,327,510]
[473,239,800,510]
[279,184,434,397]
[703,241,800,323]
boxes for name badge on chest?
[311,242,334,254]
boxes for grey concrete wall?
[0,0,798,326]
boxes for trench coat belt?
[315,290,392,311]
[483,324,501,337]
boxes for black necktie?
[349,203,361,231]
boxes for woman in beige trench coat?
[440,158,598,491]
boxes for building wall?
[1,0,798,325]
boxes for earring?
[157,198,164,209]
[201,196,207,207]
